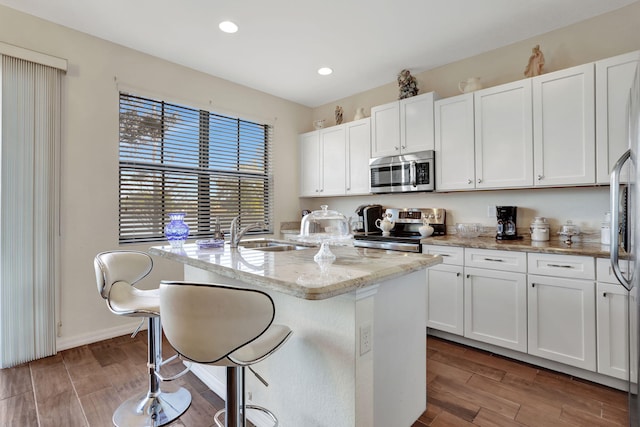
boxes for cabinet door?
[533,63,596,186]
[464,267,527,352]
[596,282,629,380]
[527,274,596,371]
[319,126,346,196]
[596,50,640,184]
[426,264,464,335]
[435,93,475,191]
[401,92,437,153]
[299,131,320,196]
[345,118,371,195]
[371,101,400,157]
[474,80,533,189]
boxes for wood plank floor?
[0,332,629,426]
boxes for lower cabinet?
[527,274,596,371]
[463,262,527,352]
[424,245,464,335]
[424,246,630,380]
[596,257,632,380]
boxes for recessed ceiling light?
[317,67,333,76]
[219,21,238,33]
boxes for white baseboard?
[56,321,144,351]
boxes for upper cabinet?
[474,79,534,189]
[345,118,371,195]
[435,79,533,192]
[596,50,640,184]
[435,93,475,191]
[532,63,596,186]
[371,92,438,158]
[299,118,371,197]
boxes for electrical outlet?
[487,205,497,218]
[360,324,372,355]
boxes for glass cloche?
[296,205,353,262]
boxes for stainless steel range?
[353,208,446,253]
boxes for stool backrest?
[159,281,275,364]
[94,251,153,300]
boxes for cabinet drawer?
[464,248,526,273]
[528,253,595,280]
[597,257,633,284]
[422,245,464,265]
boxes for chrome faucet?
[229,215,265,248]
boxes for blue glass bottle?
[165,212,190,248]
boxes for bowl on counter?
[455,223,483,238]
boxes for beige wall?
[304,1,640,236]
[312,1,640,126]
[0,5,311,348]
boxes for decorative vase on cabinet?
[165,212,190,247]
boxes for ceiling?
[0,0,636,107]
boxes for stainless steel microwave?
[369,150,435,193]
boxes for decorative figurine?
[398,69,418,99]
[335,106,343,125]
[524,45,545,77]
[354,107,366,121]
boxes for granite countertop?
[420,235,617,258]
[149,243,441,301]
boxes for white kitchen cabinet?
[596,257,632,380]
[423,245,464,335]
[345,118,371,195]
[298,126,346,197]
[319,126,347,195]
[299,120,371,197]
[371,92,438,157]
[597,282,629,380]
[299,131,321,196]
[474,79,534,189]
[434,93,475,191]
[596,50,640,184]
[527,273,596,371]
[532,63,596,186]
[463,249,528,352]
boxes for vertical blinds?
[119,93,273,243]
[0,55,61,367]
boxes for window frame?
[118,92,273,244]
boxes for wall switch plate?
[487,205,497,218]
[360,324,372,355]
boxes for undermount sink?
[238,239,311,252]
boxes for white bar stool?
[94,250,192,426]
[159,281,293,427]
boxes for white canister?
[530,217,550,241]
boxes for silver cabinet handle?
[547,263,572,269]
[456,272,461,277]
[603,292,608,298]
[401,145,406,149]
[477,178,482,184]
[537,174,543,180]
[610,149,632,290]
[467,179,473,184]
[484,257,504,262]
[466,274,470,279]
[394,146,399,150]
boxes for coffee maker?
[496,206,518,240]
[354,204,383,234]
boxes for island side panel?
[374,269,427,427]
[184,265,360,427]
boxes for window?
[119,93,272,244]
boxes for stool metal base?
[113,386,191,427]
[214,405,278,427]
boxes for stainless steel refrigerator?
[610,64,640,426]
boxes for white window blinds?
[0,55,62,367]
[119,93,273,243]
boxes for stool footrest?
[214,404,278,427]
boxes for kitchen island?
[149,243,441,427]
